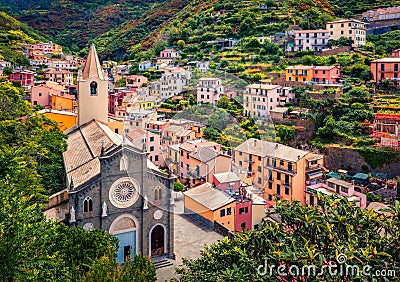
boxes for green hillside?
[2,0,400,60]
[0,0,168,54]
[0,11,44,66]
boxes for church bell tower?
[78,44,108,126]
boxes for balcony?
[244,159,255,163]
[306,164,322,171]
[265,165,296,176]
[282,182,290,187]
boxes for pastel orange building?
[184,183,235,230]
[39,109,77,131]
[234,139,324,204]
[370,58,400,83]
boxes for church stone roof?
[63,120,122,188]
[81,44,104,80]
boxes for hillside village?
[2,1,400,281]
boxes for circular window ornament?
[83,223,94,231]
[154,209,164,220]
[109,177,140,208]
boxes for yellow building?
[184,182,236,231]
[108,117,124,134]
[39,109,77,131]
[234,139,324,205]
[326,19,366,47]
[286,66,314,82]
[51,95,74,111]
[52,43,63,55]
[192,123,205,139]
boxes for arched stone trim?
[148,223,167,257]
[109,214,140,255]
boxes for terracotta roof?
[81,44,104,80]
[184,182,235,211]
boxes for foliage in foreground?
[0,81,156,281]
[178,195,400,281]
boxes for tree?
[82,254,156,282]
[177,39,185,50]
[174,179,185,192]
[275,125,295,144]
[207,109,231,130]
[317,115,336,138]
[178,195,399,281]
[216,95,230,109]
[188,94,196,106]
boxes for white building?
[149,67,191,100]
[289,30,329,52]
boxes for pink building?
[159,48,180,58]
[126,75,148,88]
[312,66,341,84]
[8,70,35,90]
[234,195,252,232]
[44,69,74,86]
[197,78,224,105]
[178,140,222,182]
[305,178,366,208]
[31,42,53,54]
[243,84,294,117]
[213,172,241,191]
[31,85,62,108]
[126,128,163,166]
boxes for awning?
[306,170,323,179]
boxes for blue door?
[115,231,136,263]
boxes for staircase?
[152,257,174,269]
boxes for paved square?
[156,192,224,281]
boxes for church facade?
[45,45,175,262]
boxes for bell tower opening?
[90,81,98,96]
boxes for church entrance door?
[150,225,165,257]
[109,214,138,263]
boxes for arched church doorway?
[109,214,138,263]
[150,224,165,257]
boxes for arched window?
[155,187,162,201]
[90,81,98,96]
[120,155,129,171]
[83,196,93,213]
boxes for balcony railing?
[282,182,290,187]
[244,159,255,163]
[265,165,296,176]
[306,164,322,171]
